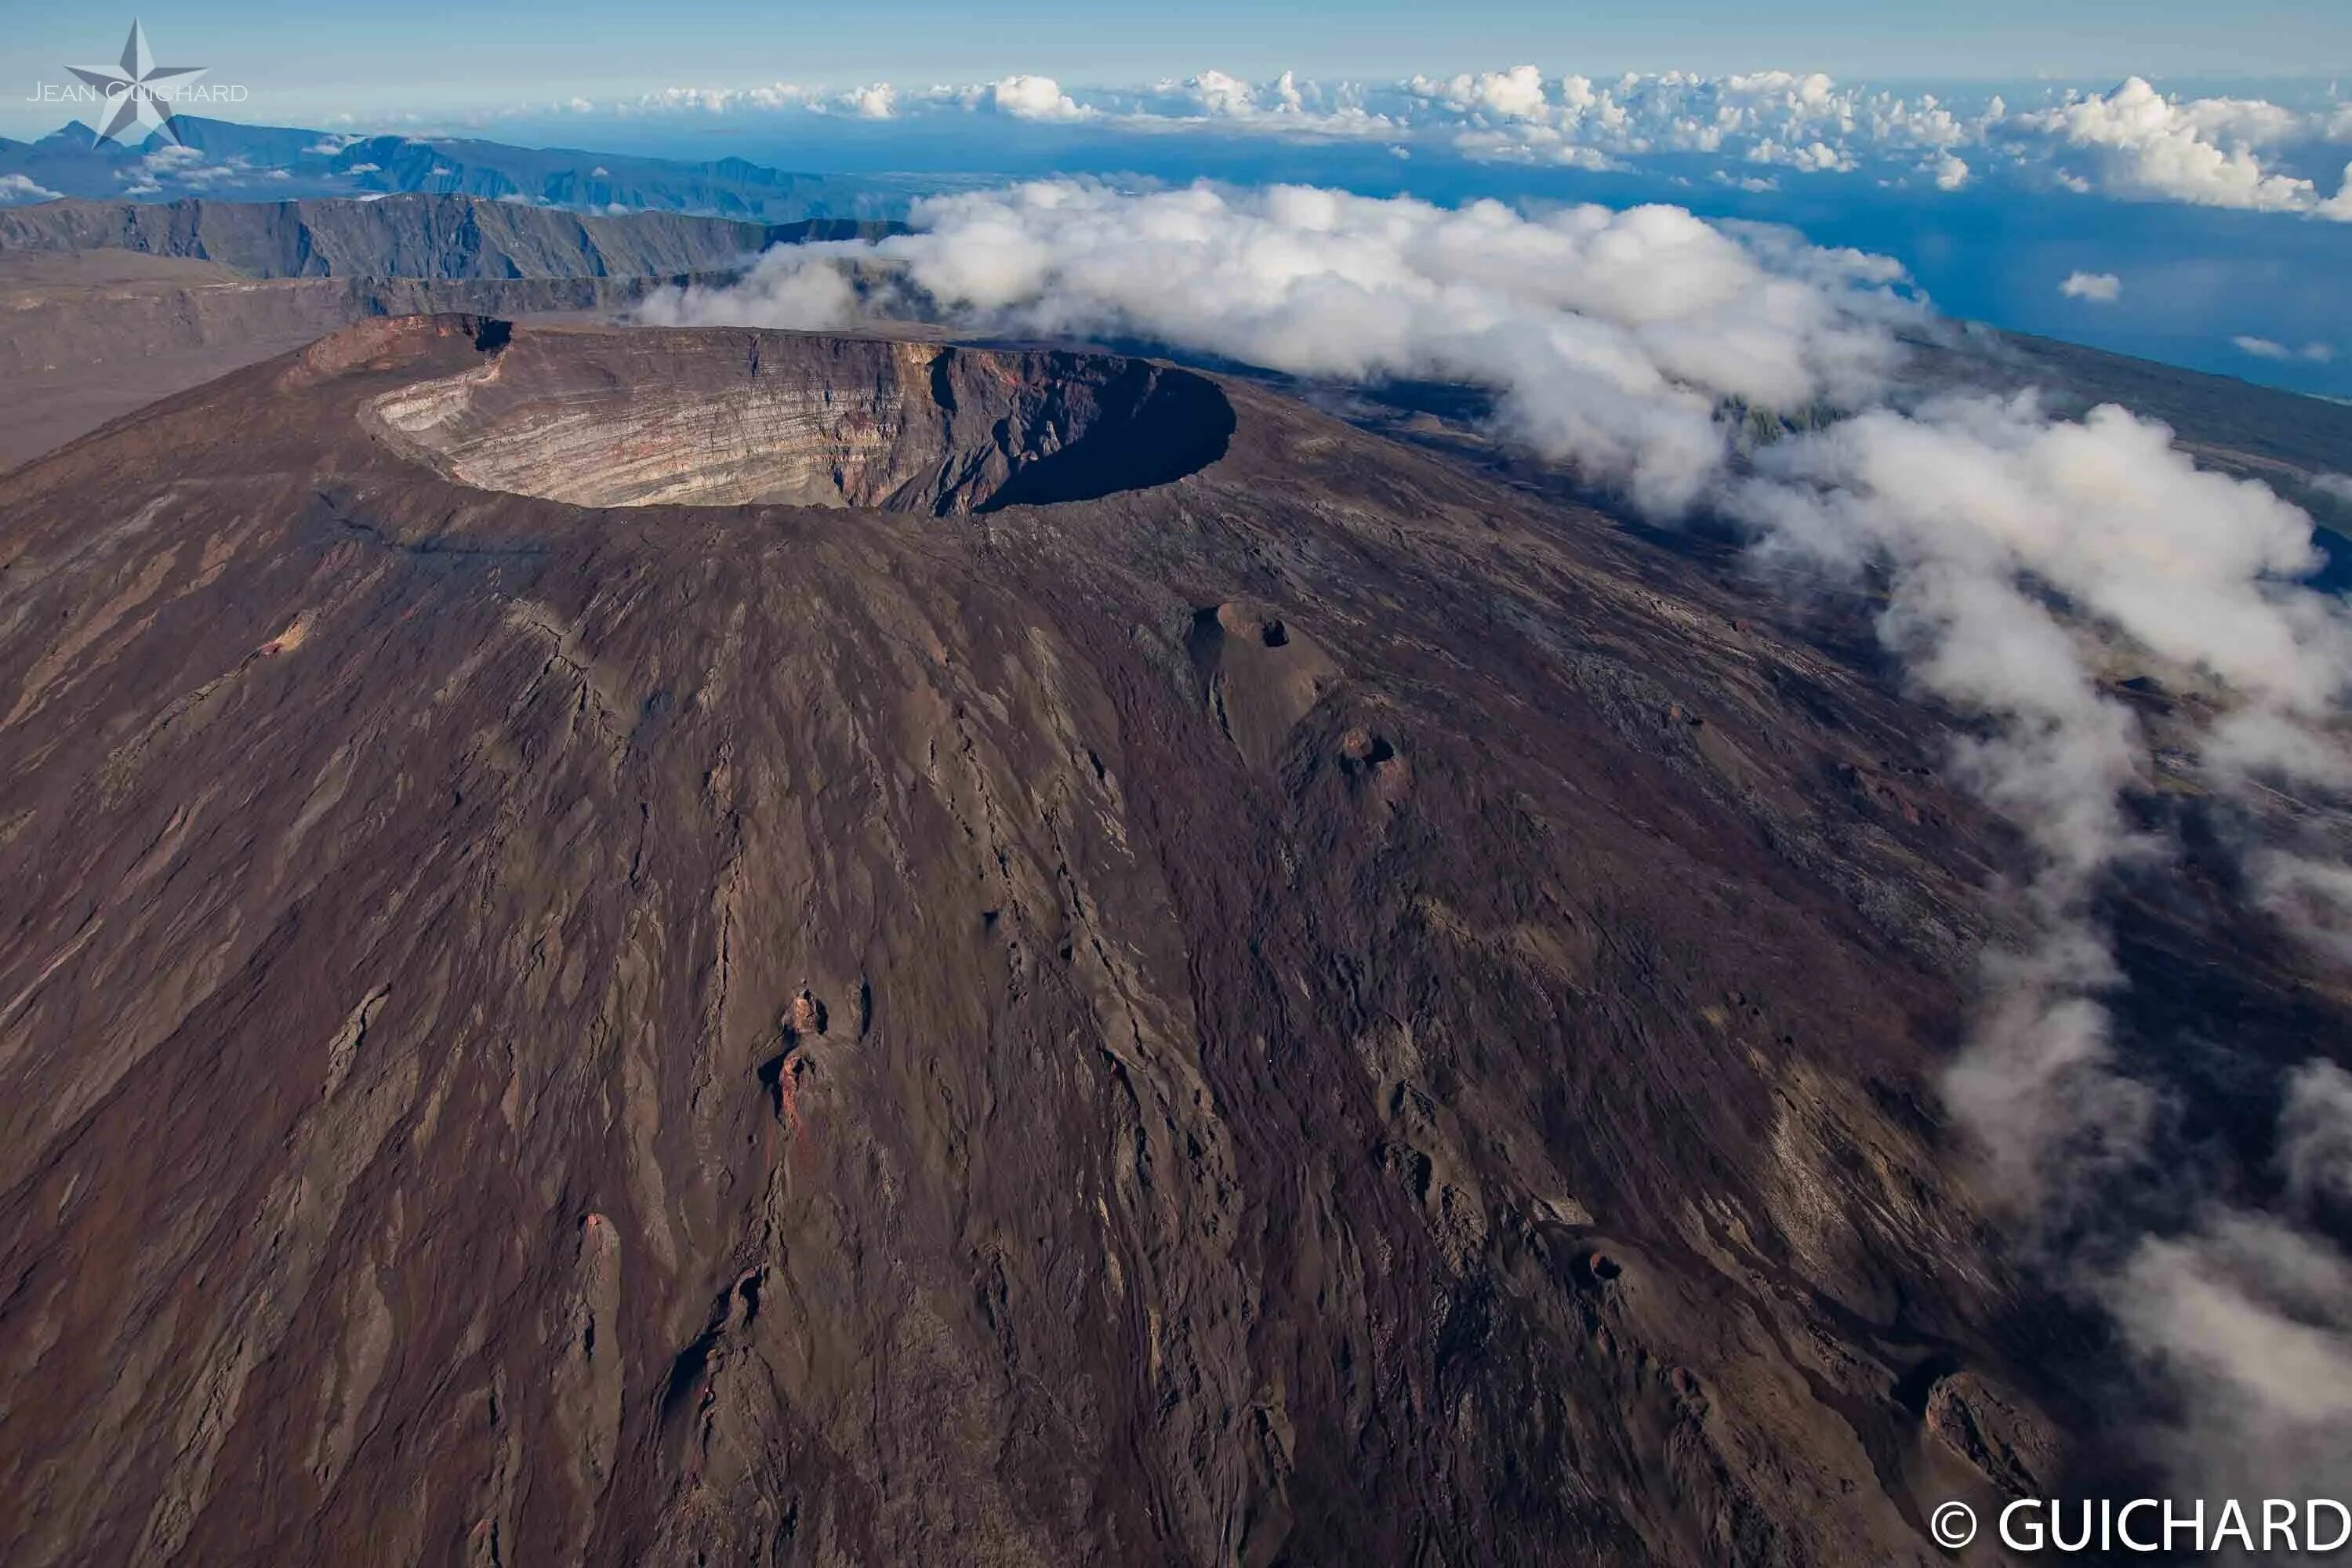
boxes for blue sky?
[7,2,2352,132]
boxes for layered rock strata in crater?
[367,325,1236,513]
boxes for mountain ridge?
[0,114,918,220]
[0,193,897,279]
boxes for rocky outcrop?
[1922,1370,2063,1497]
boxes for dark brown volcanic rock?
[0,318,2061,1564]
[0,254,748,382]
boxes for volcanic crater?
[364,324,1237,514]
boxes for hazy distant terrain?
[0,115,912,220]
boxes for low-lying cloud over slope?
[648,183,1918,511]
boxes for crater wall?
[367,326,1235,513]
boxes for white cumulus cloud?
[2015,77,2352,219]
[2061,270,2122,303]
[1408,64,1551,122]
[2235,336,2336,362]
[983,74,1089,122]
[0,173,61,205]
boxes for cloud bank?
[644,176,2352,1501]
[2009,77,2352,218]
[573,67,2352,220]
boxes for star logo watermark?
[67,21,206,146]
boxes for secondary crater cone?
[364,324,1236,514]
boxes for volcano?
[1,316,2094,1564]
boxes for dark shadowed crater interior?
[365,325,1236,514]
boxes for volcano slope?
[0,316,2115,1565]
